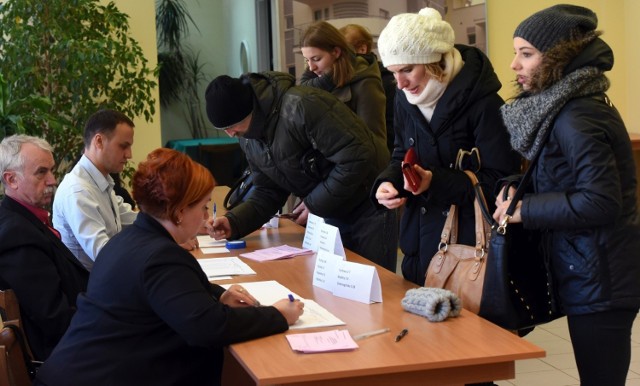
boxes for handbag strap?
[464,171,491,251]
[437,171,489,255]
[475,127,554,234]
[439,204,458,245]
[503,127,553,215]
[223,167,252,210]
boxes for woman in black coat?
[35,148,304,386]
[372,7,519,285]
[493,5,640,385]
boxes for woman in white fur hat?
[372,8,518,289]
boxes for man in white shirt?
[53,109,138,271]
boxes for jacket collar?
[1,196,88,271]
[133,212,177,243]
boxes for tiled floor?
[494,314,640,385]
[394,255,640,385]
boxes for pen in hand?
[288,294,295,302]
[213,203,217,221]
[395,328,408,342]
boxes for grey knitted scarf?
[500,67,610,160]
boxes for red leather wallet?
[402,147,421,192]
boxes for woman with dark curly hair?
[493,5,640,385]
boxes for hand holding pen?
[205,203,232,240]
[273,294,304,325]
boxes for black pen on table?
[395,328,408,342]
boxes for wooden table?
[630,133,640,206]
[193,188,545,386]
[630,132,640,150]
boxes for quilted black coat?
[372,45,520,285]
[226,71,389,239]
[520,39,640,315]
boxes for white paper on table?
[198,257,256,278]
[221,280,345,329]
[286,329,358,353]
[239,245,313,262]
[201,247,230,254]
[197,235,227,247]
[208,276,232,281]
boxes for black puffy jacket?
[226,71,389,239]
[372,45,519,285]
[521,39,640,315]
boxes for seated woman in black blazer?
[35,148,304,386]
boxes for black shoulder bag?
[474,128,563,333]
[223,167,254,210]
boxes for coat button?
[569,264,574,270]
[420,207,427,215]
[409,138,415,146]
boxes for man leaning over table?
[203,72,398,272]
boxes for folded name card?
[312,250,382,304]
[302,213,325,250]
[332,260,382,304]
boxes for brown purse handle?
[437,170,490,257]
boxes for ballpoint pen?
[395,328,408,342]
[288,294,295,302]
[352,328,390,341]
[213,203,217,221]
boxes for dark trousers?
[568,309,638,386]
[327,204,398,273]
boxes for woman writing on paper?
[35,148,303,386]
[493,5,640,385]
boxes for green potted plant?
[0,0,157,179]
[156,0,210,139]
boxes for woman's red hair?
[133,148,215,224]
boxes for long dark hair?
[300,21,354,87]
[523,30,601,94]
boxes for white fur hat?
[378,7,455,67]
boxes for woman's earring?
[177,218,182,225]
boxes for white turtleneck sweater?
[403,48,464,122]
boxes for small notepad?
[286,329,358,353]
[239,245,313,261]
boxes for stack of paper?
[221,280,345,330]
[198,257,256,280]
[239,244,313,262]
[286,330,358,353]
[196,235,229,254]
